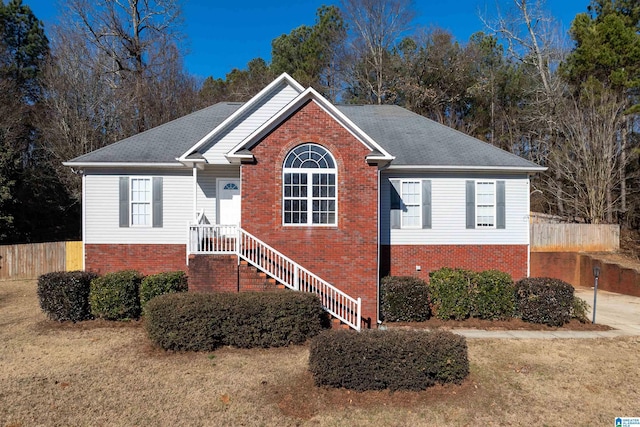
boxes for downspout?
[82,172,86,271]
[376,167,381,327]
[527,176,531,277]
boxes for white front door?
[217,178,241,226]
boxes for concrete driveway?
[575,287,640,335]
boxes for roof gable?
[178,73,304,164]
[225,87,395,164]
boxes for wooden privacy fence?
[0,241,82,280]
[530,223,619,252]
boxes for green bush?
[37,271,99,322]
[145,291,329,351]
[514,277,574,326]
[429,268,477,320]
[309,329,469,391]
[89,270,143,320]
[572,296,590,323]
[380,276,431,322]
[473,270,515,320]
[140,271,188,308]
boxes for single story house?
[65,73,544,330]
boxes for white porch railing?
[188,224,362,331]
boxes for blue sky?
[26,0,590,80]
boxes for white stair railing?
[188,224,362,331]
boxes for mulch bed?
[384,317,612,331]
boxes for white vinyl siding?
[201,82,300,164]
[381,173,530,245]
[85,169,191,244]
[195,166,240,224]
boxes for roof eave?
[62,161,187,169]
[386,165,547,173]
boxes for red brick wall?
[531,252,640,297]
[241,100,379,328]
[529,252,579,285]
[381,244,529,281]
[85,244,186,275]
[188,254,238,293]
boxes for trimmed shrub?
[572,296,590,323]
[37,271,99,322]
[380,276,431,322]
[140,271,188,308]
[514,277,574,326]
[145,291,329,351]
[429,268,477,320]
[89,270,143,320]
[309,329,469,391]
[473,270,515,320]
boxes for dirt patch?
[385,317,612,331]
[270,370,477,420]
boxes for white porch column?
[192,165,198,221]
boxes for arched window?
[283,144,337,225]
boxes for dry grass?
[2,280,639,426]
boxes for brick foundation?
[85,244,186,275]
[381,244,529,282]
[188,255,278,293]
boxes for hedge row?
[514,278,575,326]
[382,270,584,326]
[145,291,329,350]
[380,276,431,321]
[309,329,469,391]
[429,268,515,320]
[37,271,99,322]
[38,270,188,322]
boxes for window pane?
[476,182,495,227]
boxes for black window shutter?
[390,179,401,229]
[422,180,431,229]
[153,177,163,228]
[465,180,475,229]
[119,177,129,227]
[496,180,505,229]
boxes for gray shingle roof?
[337,104,539,169]
[68,101,540,170]
[67,102,243,164]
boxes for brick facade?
[241,100,379,328]
[85,244,186,275]
[380,244,529,282]
[188,255,278,293]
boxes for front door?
[217,178,241,226]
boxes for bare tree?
[341,0,415,104]
[65,0,187,133]
[551,89,626,223]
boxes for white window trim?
[130,176,152,227]
[400,179,422,229]
[282,144,338,227]
[475,180,496,229]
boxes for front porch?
[186,224,363,330]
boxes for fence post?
[356,297,362,332]
[293,265,299,291]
